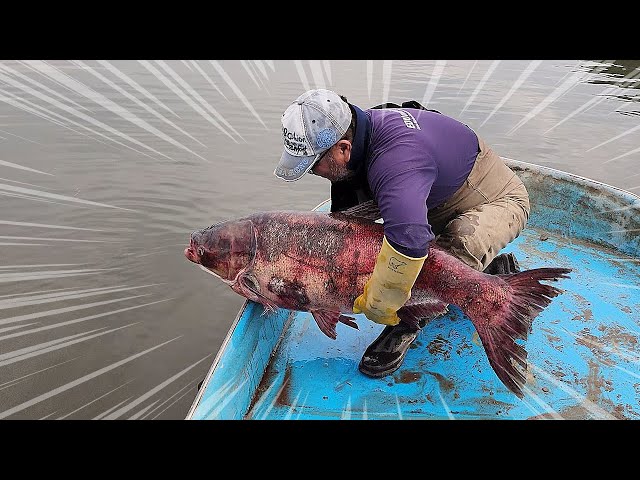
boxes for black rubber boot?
[483,252,521,275]
[358,322,421,378]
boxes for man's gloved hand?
[353,236,427,326]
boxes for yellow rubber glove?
[353,236,427,326]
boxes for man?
[274,88,530,379]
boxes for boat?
[186,158,640,420]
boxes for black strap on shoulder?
[370,100,441,114]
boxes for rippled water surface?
[0,60,638,419]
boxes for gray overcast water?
[0,60,638,419]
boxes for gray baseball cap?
[274,88,352,181]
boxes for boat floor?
[244,225,640,420]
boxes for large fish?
[184,202,571,398]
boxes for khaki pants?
[428,137,530,271]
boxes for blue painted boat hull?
[187,159,640,420]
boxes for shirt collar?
[346,104,371,172]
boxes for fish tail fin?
[472,267,572,398]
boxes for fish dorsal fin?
[328,200,382,222]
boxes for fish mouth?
[184,237,200,264]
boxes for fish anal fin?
[310,310,358,340]
[398,301,449,330]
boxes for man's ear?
[336,139,352,163]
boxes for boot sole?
[358,356,405,378]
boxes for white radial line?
[189,60,227,100]
[382,60,393,103]
[0,235,120,243]
[142,379,199,419]
[240,60,261,88]
[0,94,158,164]
[420,60,447,108]
[457,60,478,95]
[521,385,563,419]
[461,60,501,115]
[0,62,90,111]
[208,61,267,129]
[19,60,99,106]
[322,60,332,85]
[148,60,242,142]
[0,357,79,391]
[0,263,82,270]
[340,396,352,420]
[528,363,617,420]
[248,61,270,93]
[366,60,373,100]
[0,183,136,211]
[588,109,640,152]
[93,397,135,420]
[73,60,206,148]
[0,190,88,208]
[0,327,115,365]
[0,330,99,362]
[0,128,43,145]
[308,60,326,89]
[0,177,54,188]
[192,376,237,418]
[520,398,543,417]
[362,399,368,420]
[96,61,178,117]
[150,386,197,420]
[26,60,206,163]
[561,327,640,364]
[259,375,290,420]
[437,390,455,420]
[608,228,640,234]
[284,390,303,420]
[57,379,135,419]
[0,286,77,299]
[0,292,148,326]
[394,393,403,420]
[293,60,311,92]
[40,411,58,420]
[265,60,275,72]
[0,243,51,246]
[0,89,88,135]
[244,378,279,419]
[251,60,269,80]
[0,268,119,287]
[157,60,245,138]
[0,335,180,419]
[0,71,173,161]
[295,391,310,420]
[507,63,591,135]
[480,60,542,127]
[0,220,105,231]
[0,323,39,335]
[0,159,52,176]
[0,284,162,310]
[181,60,193,71]
[103,354,211,420]
[140,60,236,142]
[0,298,174,342]
[127,399,161,420]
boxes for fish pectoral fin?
[311,310,358,340]
[397,301,449,330]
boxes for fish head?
[184,219,256,283]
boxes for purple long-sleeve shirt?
[360,107,479,258]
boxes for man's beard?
[326,155,355,182]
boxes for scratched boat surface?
[186,159,640,420]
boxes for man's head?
[274,88,355,183]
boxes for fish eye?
[197,246,205,256]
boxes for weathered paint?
[187,159,640,420]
